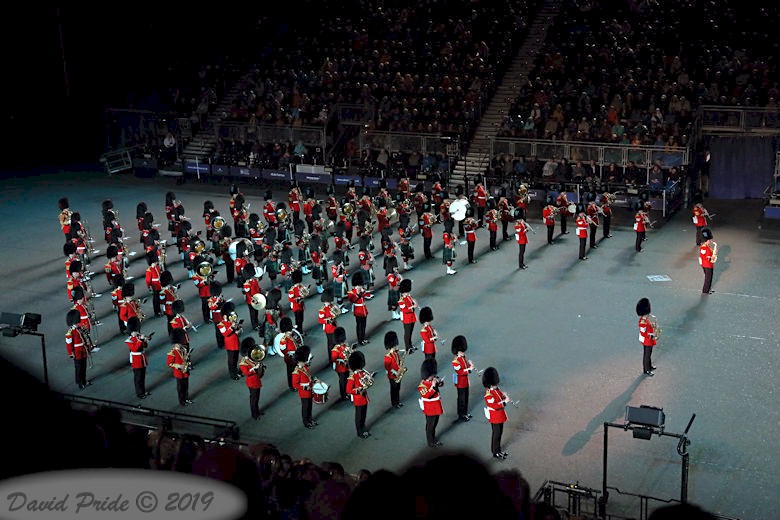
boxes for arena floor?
[0,169,777,519]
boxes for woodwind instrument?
[710,241,718,263]
[650,314,661,340]
[523,220,536,234]
[393,349,409,383]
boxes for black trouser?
[214,324,224,349]
[198,297,208,322]
[249,387,261,419]
[133,367,146,397]
[702,267,713,293]
[117,311,126,334]
[249,306,260,330]
[294,310,304,332]
[425,415,440,446]
[589,224,597,247]
[423,236,432,258]
[560,214,567,234]
[603,215,611,238]
[579,237,587,259]
[696,226,704,245]
[166,315,173,336]
[491,423,504,455]
[643,345,654,373]
[225,257,234,283]
[338,371,349,400]
[326,332,335,351]
[227,350,239,378]
[355,316,367,343]
[74,358,87,387]
[177,377,189,405]
[457,386,469,418]
[286,362,295,390]
[403,322,415,352]
[152,290,161,316]
[354,404,367,436]
[389,379,401,407]
[425,352,436,361]
[636,231,645,251]
[489,230,497,249]
[502,220,510,241]
[306,218,314,234]
[458,220,465,237]
[547,225,554,244]
[301,396,313,425]
[477,206,485,227]
[467,241,475,262]
[518,243,526,268]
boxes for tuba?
[212,216,225,231]
[250,346,267,362]
[197,261,213,277]
[342,202,354,216]
[250,293,267,311]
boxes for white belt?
[421,396,440,402]
[130,352,145,356]
[353,303,365,307]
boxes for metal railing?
[699,105,780,134]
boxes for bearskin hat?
[230,184,240,196]
[136,202,148,219]
[280,316,293,333]
[146,251,157,266]
[235,194,245,207]
[70,211,81,223]
[399,279,412,293]
[305,187,315,199]
[102,199,114,212]
[332,249,344,264]
[475,174,484,186]
[264,190,273,201]
[267,288,282,306]
[326,184,334,195]
[235,241,247,258]
[351,271,364,287]
[209,281,222,296]
[455,185,464,197]
[482,367,499,388]
[701,228,713,240]
[487,197,496,210]
[220,224,233,239]
[249,213,260,227]
[415,182,425,193]
[221,301,235,315]
[334,326,347,344]
[451,335,467,355]
[636,298,651,316]
[419,306,433,323]
[321,287,334,303]
[113,274,125,289]
[240,337,257,357]
[171,328,187,344]
[384,330,399,349]
[127,316,141,334]
[499,187,507,198]
[71,286,84,301]
[165,191,176,205]
[160,270,173,286]
[69,260,83,275]
[106,245,118,259]
[203,200,214,212]
[348,350,366,371]
[295,344,311,363]
[243,264,256,280]
[122,282,135,297]
[291,270,303,284]
[172,299,185,315]
[179,219,191,232]
[66,309,81,327]
[63,242,76,256]
[58,197,69,210]
[421,359,438,379]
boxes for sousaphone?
[250,293,267,311]
[449,199,469,221]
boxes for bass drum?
[567,203,577,215]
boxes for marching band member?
[233,194,248,239]
[431,179,445,218]
[692,202,710,246]
[586,201,600,249]
[263,288,285,349]
[167,328,193,406]
[70,286,93,334]
[159,271,177,335]
[419,307,439,361]
[498,191,513,242]
[482,367,509,459]
[66,260,89,302]
[556,190,571,235]
[63,242,78,281]
[442,229,457,275]
[386,265,403,319]
[263,190,277,227]
[347,272,370,346]
[413,183,427,225]
[218,224,235,285]
[303,189,316,234]
[202,200,218,242]
[309,234,327,294]
[228,184,243,217]
[243,264,264,332]
[192,258,213,323]
[278,317,299,391]
[340,199,355,244]
[485,198,499,251]
[164,191,176,237]
[292,345,317,428]
[515,216,530,269]
[376,199,391,235]
[699,228,716,294]
[600,193,614,238]
[288,270,307,332]
[634,203,651,252]
[514,185,530,222]
[125,316,152,399]
[346,350,372,438]
[542,201,557,245]
[358,246,375,287]
[136,202,148,243]
[207,281,225,349]
[104,245,123,287]
[451,335,474,422]
[398,279,418,353]
[576,211,589,261]
[58,197,72,241]
[318,288,339,354]
[239,337,266,420]
[464,216,478,264]
[421,204,435,259]
[418,359,444,448]
[330,250,350,313]
[110,274,126,334]
[383,331,405,409]
[636,297,658,376]
[331,327,351,402]
[288,181,302,221]
[398,175,411,201]
[473,176,488,227]
[169,300,194,348]
[218,301,243,380]
[325,185,339,222]
[65,309,92,390]
[397,223,415,271]
[119,282,140,333]
[145,251,163,317]
[233,241,251,289]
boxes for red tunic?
[331,343,350,373]
[208,295,224,323]
[515,222,528,245]
[346,370,370,406]
[292,364,313,398]
[699,243,715,268]
[634,212,646,232]
[288,284,305,312]
[575,216,588,238]
[239,358,263,389]
[485,387,508,424]
[420,324,436,355]
[218,319,240,351]
[347,288,368,318]
[474,185,487,208]
[193,274,211,298]
[418,378,443,415]
[692,206,707,227]
[146,265,162,291]
[384,350,402,381]
[243,278,262,305]
[451,355,471,388]
[638,316,657,346]
[398,295,417,324]
[167,346,189,379]
[319,304,337,334]
[65,327,88,360]
[126,335,148,368]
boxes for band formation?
[57,176,717,459]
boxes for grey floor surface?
[0,170,778,519]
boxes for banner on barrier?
[333,174,363,186]
[263,169,292,181]
[363,177,397,189]
[296,172,331,184]
[183,160,209,174]
[211,164,230,176]
[231,166,262,178]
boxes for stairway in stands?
[449,0,560,191]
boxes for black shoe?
[469,260,478,264]
[305,423,316,429]
[591,244,598,248]
[651,365,657,370]
[429,441,443,448]
[138,394,147,399]
[393,403,404,409]
[183,399,194,406]
[232,375,241,381]
[644,371,655,376]
[562,231,570,235]
[521,265,528,269]
[579,256,588,261]
[466,413,473,419]
[460,415,471,422]
[290,387,297,392]
[494,453,507,460]
[606,234,613,238]
[359,432,371,438]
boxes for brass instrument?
[650,314,661,340]
[212,216,225,230]
[250,293,267,311]
[299,284,312,298]
[710,241,718,263]
[393,349,409,383]
[518,184,529,197]
[59,208,73,229]
[341,202,354,216]
[180,345,192,373]
[328,302,342,320]
[250,346,267,362]
[358,370,377,391]
[80,326,96,368]
[521,220,536,235]
[276,207,289,222]
[197,261,213,277]
[129,297,146,322]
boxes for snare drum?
[312,381,330,404]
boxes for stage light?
[625,405,665,429]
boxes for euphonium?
[197,261,212,277]
[250,346,266,362]
[359,370,376,389]
[342,202,354,216]
[212,216,225,230]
